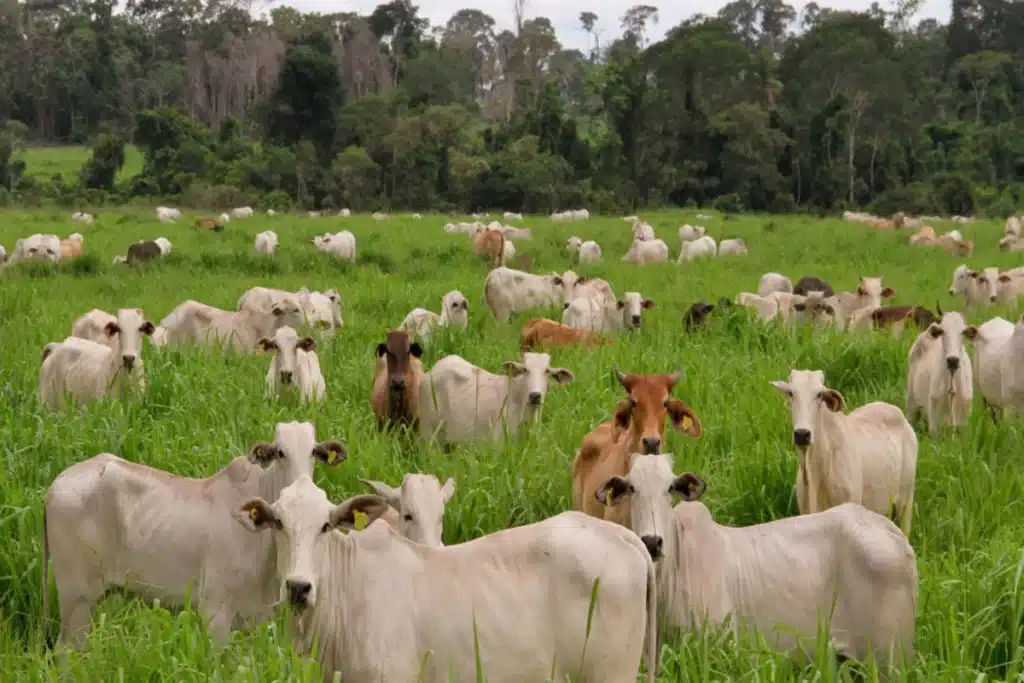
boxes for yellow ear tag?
[249,508,259,522]
[327,451,338,464]
[604,490,612,506]
[353,510,369,531]
[681,416,693,430]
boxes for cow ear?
[642,299,655,309]
[313,441,347,466]
[410,342,423,358]
[297,337,316,352]
[235,498,279,532]
[376,343,387,357]
[667,399,702,438]
[359,479,401,507]
[964,325,979,341]
[104,322,120,338]
[330,494,390,531]
[548,367,575,384]
[248,443,281,467]
[612,399,633,439]
[881,287,896,298]
[440,477,456,503]
[140,321,156,336]
[670,474,706,501]
[822,389,846,413]
[257,338,277,353]
[503,361,527,376]
[595,476,633,507]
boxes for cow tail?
[644,543,658,683]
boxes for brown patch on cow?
[572,368,702,529]
[520,318,609,350]
[370,329,424,431]
[873,306,938,334]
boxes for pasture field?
[19,145,145,183]
[1,209,1024,682]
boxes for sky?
[281,0,951,51]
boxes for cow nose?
[390,377,406,390]
[527,391,543,405]
[286,579,312,607]
[631,314,641,326]
[990,296,997,302]
[280,371,293,384]
[641,437,661,454]
[948,289,955,295]
[640,535,663,561]
[121,355,135,371]
[946,356,960,371]
[793,428,811,447]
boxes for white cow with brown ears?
[906,306,974,437]
[771,369,917,536]
[595,453,917,674]
[258,326,326,403]
[360,474,455,546]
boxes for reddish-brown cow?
[520,318,609,350]
[370,330,424,430]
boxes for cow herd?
[10,210,1023,682]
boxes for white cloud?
[281,0,950,51]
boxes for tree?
[621,5,659,48]
[80,133,126,190]
[952,50,1011,123]
[579,11,600,57]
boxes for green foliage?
[80,134,126,191]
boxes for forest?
[0,0,1022,215]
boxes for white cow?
[677,236,717,262]
[360,474,456,546]
[231,206,254,219]
[7,234,61,264]
[757,272,793,297]
[238,286,343,335]
[219,213,232,224]
[792,291,843,328]
[771,369,917,535]
[632,221,656,242]
[996,269,1024,304]
[595,453,917,672]
[566,236,582,252]
[42,421,347,647]
[964,315,1020,421]
[71,212,94,224]
[948,265,997,306]
[678,224,706,242]
[235,475,657,683]
[563,292,653,332]
[906,310,974,438]
[71,309,118,346]
[623,238,669,265]
[159,297,305,354]
[155,206,181,223]
[418,352,574,444]
[338,208,351,217]
[0,244,6,264]
[502,211,523,221]
[566,237,602,263]
[483,267,569,322]
[718,238,747,256]
[399,290,469,342]
[835,276,896,323]
[40,309,156,410]
[267,209,277,216]
[254,231,278,255]
[314,231,356,262]
[560,270,616,305]
[259,326,326,403]
[154,237,173,256]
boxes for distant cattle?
[677,236,717,262]
[473,229,506,267]
[159,297,305,354]
[231,206,254,219]
[254,231,278,255]
[623,238,669,265]
[313,231,356,262]
[718,238,747,256]
[59,233,84,260]
[194,218,224,232]
[156,206,181,223]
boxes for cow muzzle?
[527,391,543,405]
[286,579,312,608]
[641,437,661,454]
[946,356,960,372]
[122,355,136,371]
[279,371,294,384]
[631,314,642,326]
[640,535,663,561]
[793,428,811,447]
[390,377,406,391]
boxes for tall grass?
[0,209,1022,681]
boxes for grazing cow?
[483,267,567,322]
[473,228,506,267]
[71,309,118,346]
[238,286,343,335]
[117,240,163,265]
[258,326,326,404]
[678,224,706,242]
[936,231,973,256]
[633,221,656,242]
[595,453,917,672]
[908,226,937,245]
[999,235,1024,251]
[372,212,390,220]
[40,309,155,410]
[235,476,657,683]
[677,235,717,262]
[159,297,305,354]
[360,474,455,546]
[314,231,356,262]
[718,238,747,256]
[967,315,1021,422]
[573,368,702,529]
[907,308,975,438]
[563,291,654,332]
[60,233,84,260]
[418,352,573,445]
[566,237,601,263]
[682,298,731,331]
[254,231,278,255]
[520,318,609,350]
[156,206,181,222]
[231,206,254,219]
[42,421,347,647]
[72,212,94,224]
[793,275,834,298]
[771,369,917,535]
[195,218,224,232]
[399,290,469,343]
[370,330,423,430]
[623,238,669,264]
[757,272,793,296]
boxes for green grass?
[19,144,145,182]
[1,209,1024,681]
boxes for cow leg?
[204,605,233,646]
[56,583,102,649]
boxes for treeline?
[1,0,1023,215]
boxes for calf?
[40,308,155,410]
[757,272,793,296]
[370,330,423,430]
[906,308,974,437]
[520,318,609,350]
[793,275,834,298]
[772,369,917,535]
[236,476,657,683]
[572,368,702,529]
[258,326,326,404]
[360,474,456,546]
[596,454,916,673]
[42,421,346,647]
[483,267,568,322]
[418,352,573,445]
[159,297,305,354]
[967,315,1021,421]
[473,228,506,267]
[399,290,469,343]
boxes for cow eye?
[320,523,330,533]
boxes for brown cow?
[125,240,162,265]
[59,234,84,260]
[473,229,505,267]
[195,218,225,232]
[870,305,938,337]
[908,226,936,245]
[370,330,424,430]
[572,368,702,529]
[520,318,609,350]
